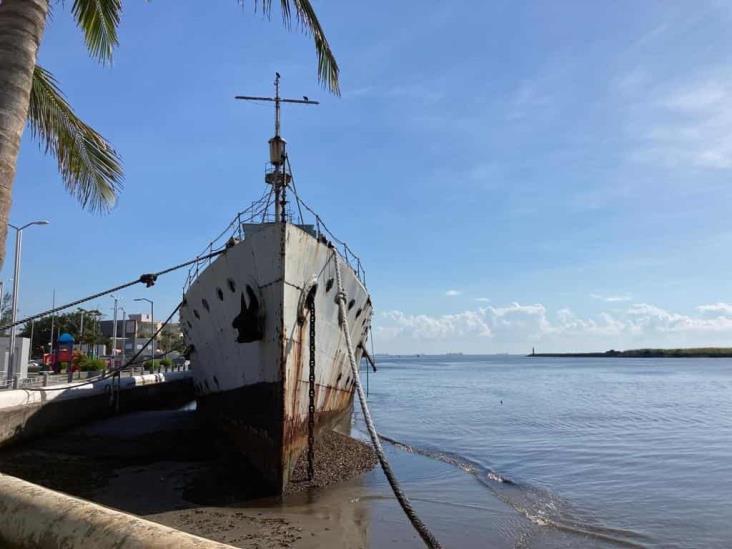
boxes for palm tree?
[0,0,338,268]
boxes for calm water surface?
[355,356,732,548]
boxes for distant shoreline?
[530,347,732,358]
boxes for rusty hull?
[183,223,372,494]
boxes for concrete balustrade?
[0,371,194,448]
[0,473,233,548]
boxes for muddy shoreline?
[0,408,377,548]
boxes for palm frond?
[71,0,122,64]
[244,0,340,95]
[28,65,123,212]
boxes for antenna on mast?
[236,74,319,223]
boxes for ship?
[179,75,373,494]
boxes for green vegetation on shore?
[531,347,732,358]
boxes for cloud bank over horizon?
[374,301,732,354]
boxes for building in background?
[99,313,181,357]
[0,337,30,379]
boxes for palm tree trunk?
[0,0,49,268]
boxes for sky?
[7,0,732,354]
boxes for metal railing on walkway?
[0,363,190,391]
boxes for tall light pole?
[119,307,126,365]
[110,295,119,363]
[134,298,154,362]
[48,289,55,353]
[8,220,49,379]
[78,309,85,354]
[29,319,35,358]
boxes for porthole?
[325,278,334,293]
[193,310,200,320]
[202,299,210,312]
[348,299,355,311]
[216,287,224,301]
[355,308,362,319]
[227,278,236,292]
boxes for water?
[354,355,732,548]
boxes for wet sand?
[0,408,377,548]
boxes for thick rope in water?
[332,252,442,549]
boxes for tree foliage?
[20,0,339,217]
[158,323,185,354]
[247,0,340,93]
[19,308,108,356]
[28,66,122,212]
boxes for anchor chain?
[307,290,316,481]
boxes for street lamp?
[134,298,154,362]
[8,220,49,380]
[110,294,120,363]
[118,307,126,365]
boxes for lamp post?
[48,289,55,354]
[8,220,49,380]
[119,307,126,366]
[29,319,35,358]
[134,298,154,363]
[110,295,119,364]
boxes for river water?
[352,355,732,548]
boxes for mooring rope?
[0,249,223,333]
[332,252,442,549]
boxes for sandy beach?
[0,391,594,548]
[0,407,379,548]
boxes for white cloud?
[379,309,492,340]
[591,293,632,302]
[475,297,491,303]
[374,301,732,353]
[697,302,732,315]
[445,290,462,297]
[625,69,732,170]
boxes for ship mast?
[236,73,319,223]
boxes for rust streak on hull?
[182,223,371,495]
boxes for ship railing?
[285,155,367,286]
[182,191,272,293]
[183,187,368,294]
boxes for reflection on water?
[354,355,732,548]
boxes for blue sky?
[7,1,732,353]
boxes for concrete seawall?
[0,472,234,548]
[0,372,194,447]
